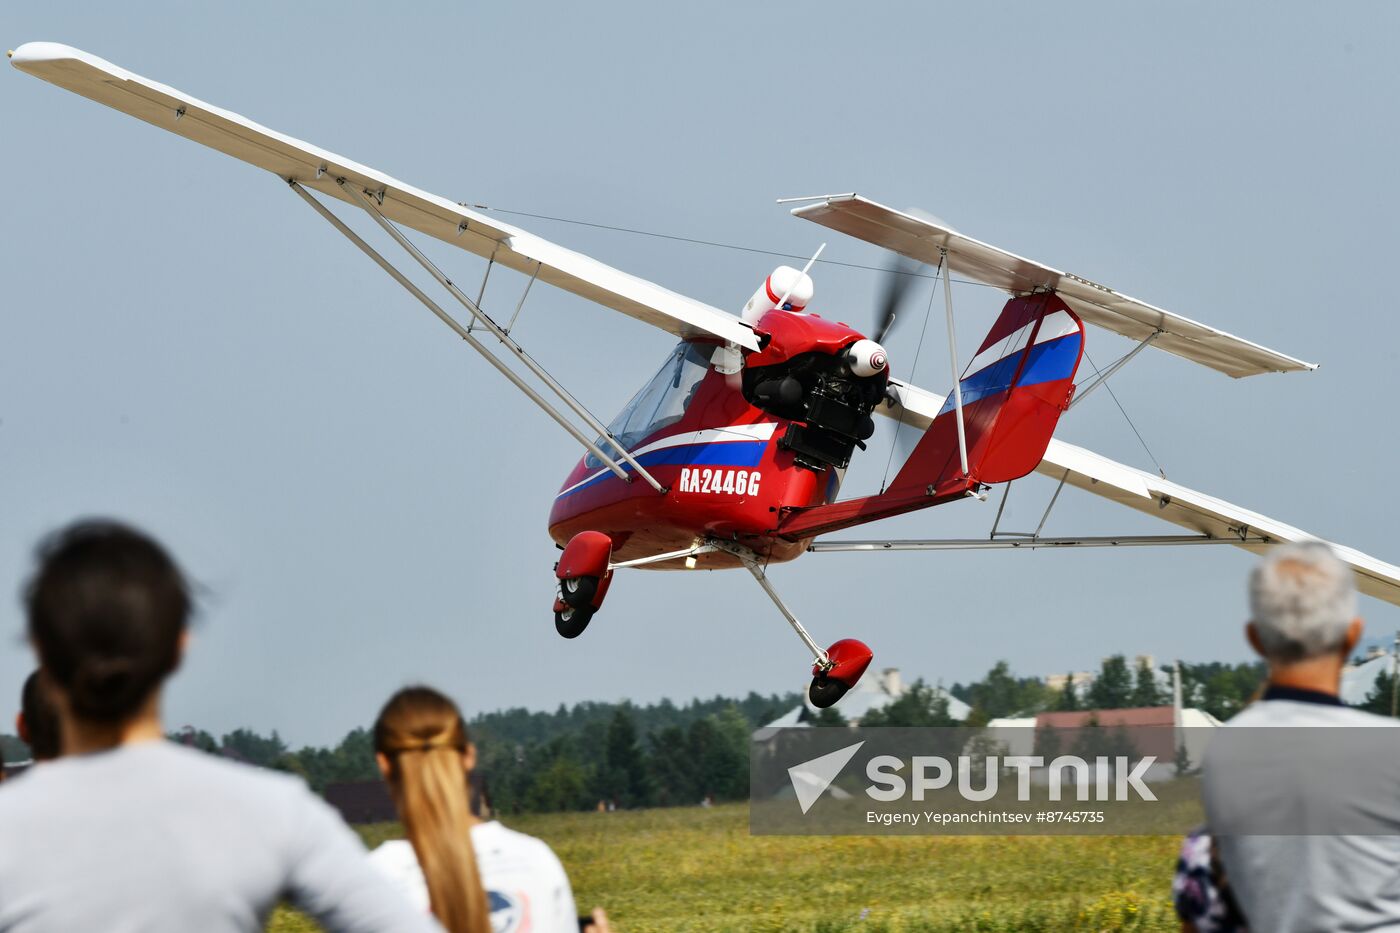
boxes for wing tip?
[9,42,132,83]
[9,41,80,69]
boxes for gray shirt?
[0,740,438,933]
[1202,698,1400,933]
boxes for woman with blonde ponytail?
[370,686,597,933]
[372,687,491,933]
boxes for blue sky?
[4,2,1397,745]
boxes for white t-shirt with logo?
[368,821,578,933]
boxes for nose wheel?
[808,676,849,709]
[808,638,874,708]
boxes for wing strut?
[1068,330,1162,411]
[288,180,663,492]
[335,180,666,493]
[940,250,969,477]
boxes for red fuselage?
[547,310,871,569]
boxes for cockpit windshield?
[587,342,710,468]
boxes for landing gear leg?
[715,541,873,710]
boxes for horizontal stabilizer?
[792,194,1314,378]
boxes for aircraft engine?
[739,267,891,472]
[743,337,889,472]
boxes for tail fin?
[890,293,1083,491]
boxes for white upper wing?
[10,42,759,352]
[793,194,1313,378]
[885,379,1400,607]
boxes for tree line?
[945,655,1270,723]
[5,655,1396,815]
[148,691,801,809]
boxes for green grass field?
[271,804,1182,932]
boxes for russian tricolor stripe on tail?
[891,293,1084,490]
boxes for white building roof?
[1342,653,1393,707]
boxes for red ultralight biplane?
[14,43,1400,708]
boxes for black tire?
[555,604,595,639]
[808,675,851,709]
[560,575,598,610]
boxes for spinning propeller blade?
[872,209,954,344]
[874,256,919,344]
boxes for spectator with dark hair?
[16,671,62,763]
[0,519,436,933]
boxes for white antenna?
[775,242,825,310]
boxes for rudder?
[890,293,1083,491]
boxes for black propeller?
[873,256,921,344]
[873,208,956,344]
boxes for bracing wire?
[1082,348,1167,478]
[469,205,1005,290]
[878,259,943,494]
[473,203,1170,481]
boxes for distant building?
[763,667,971,729]
[1044,672,1095,693]
[985,705,1221,780]
[1045,655,1183,707]
[1343,649,1397,707]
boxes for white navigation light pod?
[741,265,815,324]
[844,339,888,377]
[767,266,814,311]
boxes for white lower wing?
[11,42,758,352]
[884,379,1400,606]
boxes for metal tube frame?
[1068,330,1162,411]
[940,249,969,477]
[337,180,666,494]
[807,534,1270,552]
[706,539,831,668]
[609,543,717,571]
[506,263,540,334]
[989,482,1018,537]
[1033,470,1069,538]
[288,180,634,483]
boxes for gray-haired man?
[1202,541,1400,933]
